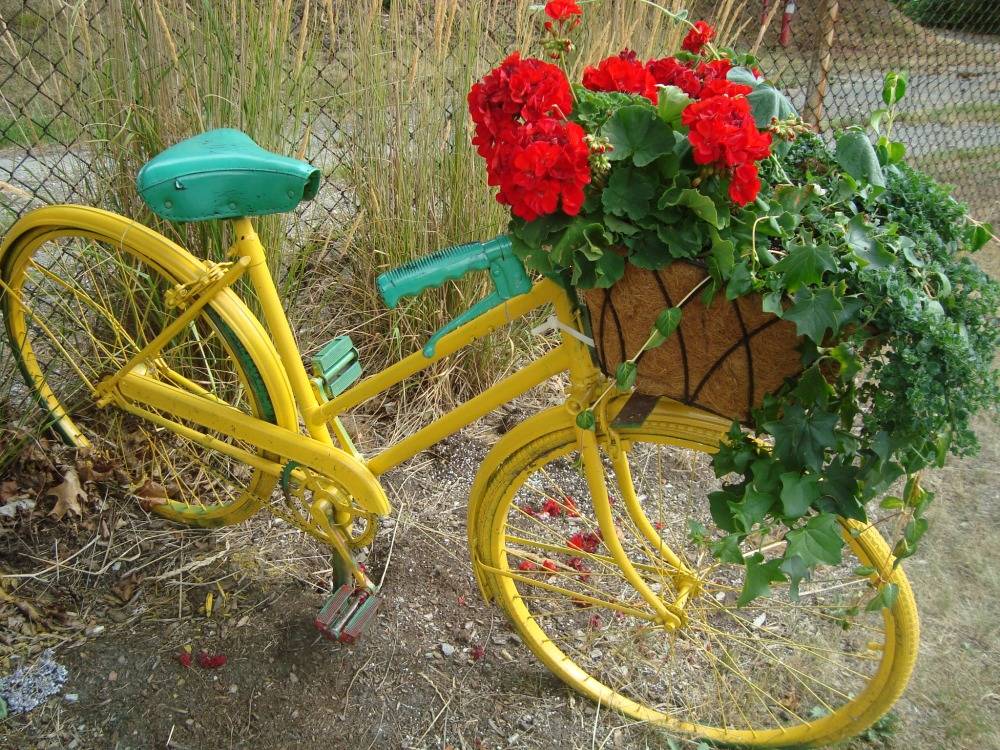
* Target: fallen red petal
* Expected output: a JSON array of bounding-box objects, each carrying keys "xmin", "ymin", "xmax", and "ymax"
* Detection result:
[
  {"xmin": 196, "ymin": 651, "xmax": 227, "ymax": 669},
  {"xmin": 177, "ymin": 652, "xmax": 192, "ymax": 668}
]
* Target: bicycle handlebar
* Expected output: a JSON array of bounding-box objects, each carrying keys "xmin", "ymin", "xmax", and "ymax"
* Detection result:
[{"xmin": 376, "ymin": 236, "xmax": 532, "ymax": 357}]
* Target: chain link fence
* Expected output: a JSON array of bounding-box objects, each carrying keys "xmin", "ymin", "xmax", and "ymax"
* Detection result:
[{"xmin": 2, "ymin": 0, "xmax": 999, "ymax": 232}]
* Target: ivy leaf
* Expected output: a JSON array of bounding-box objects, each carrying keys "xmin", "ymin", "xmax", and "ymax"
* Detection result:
[
  {"xmin": 785, "ymin": 514, "xmax": 845, "ymax": 567},
  {"xmin": 603, "ymin": 105, "xmax": 675, "ymax": 167},
  {"xmin": 765, "ymin": 405, "xmax": 838, "ymax": 472},
  {"xmin": 846, "ymin": 215, "xmax": 896, "ymax": 268},
  {"xmin": 779, "ymin": 472, "xmax": 820, "ymax": 518},
  {"xmin": 602, "ymin": 167, "xmax": 658, "ymax": 221},
  {"xmin": 770, "ymin": 242, "xmax": 838, "ymax": 293},
  {"xmin": 730, "ymin": 484, "xmax": 777, "ymax": 532},
  {"xmin": 795, "ymin": 365, "xmax": 833, "ymax": 407},
  {"xmin": 836, "ymin": 130, "xmax": 885, "ymax": 187},
  {"xmin": 779, "ymin": 555, "xmax": 810, "ymax": 601},
  {"xmin": 819, "ymin": 458, "xmax": 866, "ymax": 521},
  {"xmin": 711, "ymin": 534, "xmax": 745, "ymax": 564},
  {"xmin": 865, "ymin": 582, "xmax": 899, "ymax": 612},
  {"xmin": 738, "ymin": 553, "xmax": 786, "ymax": 606},
  {"xmin": 784, "ymin": 287, "xmax": 843, "ymax": 343},
  {"xmin": 708, "ymin": 489, "xmax": 741, "ymax": 533}
]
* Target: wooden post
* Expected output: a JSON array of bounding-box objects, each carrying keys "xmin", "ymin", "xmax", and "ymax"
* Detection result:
[{"xmin": 804, "ymin": 0, "xmax": 839, "ymax": 128}]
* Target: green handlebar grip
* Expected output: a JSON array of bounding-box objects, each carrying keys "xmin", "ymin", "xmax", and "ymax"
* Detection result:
[{"xmin": 377, "ymin": 236, "xmax": 526, "ymax": 308}]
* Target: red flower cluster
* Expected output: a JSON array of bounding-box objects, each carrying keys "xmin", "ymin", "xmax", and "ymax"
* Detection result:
[
  {"xmin": 681, "ymin": 94, "xmax": 772, "ymax": 204},
  {"xmin": 582, "ymin": 50, "xmax": 658, "ymax": 102},
  {"xmin": 468, "ymin": 53, "xmax": 591, "ymax": 221},
  {"xmin": 682, "ymin": 20, "xmax": 714, "ymax": 54},
  {"xmin": 544, "ymin": 0, "xmax": 581, "ymax": 22},
  {"xmin": 646, "ymin": 56, "xmax": 750, "ymax": 100},
  {"xmin": 567, "ymin": 530, "xmax": 602, "ymax": 553}
]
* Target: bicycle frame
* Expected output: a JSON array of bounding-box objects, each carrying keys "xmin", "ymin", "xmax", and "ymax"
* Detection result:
[{"xmin": 99, "ymin": 216, "xmax": 697, "ymax": 622}]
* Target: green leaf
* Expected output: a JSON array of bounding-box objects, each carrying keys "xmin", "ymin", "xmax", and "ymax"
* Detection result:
[
  {"xmin": 835, "ymin": 131, "xmax": 885, "ymax": 188},
  {"xmin": 969, "ymin": 222, "xmax": 992, "ymax": 252},
  {"xmin": 602, "ymin": 167, "xmax": 657, "ymax": 221},
  {"xmin": 654, "ymin": 307, "xmax": 682, "ymax": 339},
  {"xmin": 627, "ymin": 233, "xmax": 669, "ymax": 270},
  {"xmin": 725, "ymin": 262, "xmax": 754, "ymax": 300},
  {"xmin": 765, "ymin": 405, "xmax": 838, "ymax": 472},
  {"xmin": 591, "ymin": 249, "xmax": 626, "ymax": 288},
  {"xmin": 730, "ymin": 484, "xmax": 777, "ymax": 532},
  {"xmin": 785, "ymin": 514, "xmax": 845, "ymax": 567},
  {"xmin": 770, "ymin": 242, "xmax": 838, "ymax": 293},
  {"xmin": 708, "ymin": 489, "xmax": 741, "ymax": 533},
  {"xmin": 660, "ymin": 187, "xmax": 723, "ymax": 229},
  {"xmin": 711, "ymin": 534, "xmax": 745, "ymax": 564},
  {"xmin": 779, "ymin": 472, "xmax": 820, "ymax": 518},
  {"xmin": 853, "ymin": 565, "xmax": 876, "ymax": 577},
  {"xmin": 795, "ymin": 365, "xmax": 833, "ymax": 407},
  {"xmin": 868, "ymin": 107, "xmax": 889, "ymax": 135},
  {"xmin": 655, "ymin": 85, "xmax": 692, "ymax": 128},
  {"xmin": 746, "ymin": 85, "xmax": 797, "ymax": 129},
  {"xmin": 615, "ymin": 361, "xmax": 637, "ymax": 391},
  {"xmin": 845, "ymin": 214, "xmax": 896, "ymax": 268},
  {"xmin": 738, "ymin": 553, "xmax": 786, "ymax": 606},
  {"xmin": 882, "ymin": 71, "xmax": 907, "ymax": 106},
  {"xmin": 575, "ymin": 409, "xmax": 595, "ymax": 430},
  {"xmin": 603, "ymin": 105, "xmax": 676, "ymax": 167},
  {"xmin": 865, "ymin": 582, "xmax": 899, "ymax": 612},
  {"xmin": 880, "ymin": 495, "xmax": 904, "ymax": 509},
  {"xmin": 779, "ymin": 554, "xmax": 810, "ymax": 601},
  {"xmin": 784, "ymin": 287, "xmax": 843, "ymax": 343}
]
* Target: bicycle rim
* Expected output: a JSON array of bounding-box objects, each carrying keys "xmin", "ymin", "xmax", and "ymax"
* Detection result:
[
  {"xmin": 472, "ymin": 416, "xmax": 918, "ymax": 747},
  {"xmin": 1, "ymin": 219, "xmax": 282, "ymax": 526}
]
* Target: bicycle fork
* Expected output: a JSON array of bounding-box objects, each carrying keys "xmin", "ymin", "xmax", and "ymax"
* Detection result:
[{"xmin": 574, "ymin": 425, "xmax": 699, "ymax": 632}]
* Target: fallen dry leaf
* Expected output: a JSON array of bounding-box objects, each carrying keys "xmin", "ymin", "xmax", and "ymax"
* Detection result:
[
  {"xmin": 0, "ymin": 481, "xmax": 19, "ymax": 501},
  {"xmin": 136, "ymin": 480, "xmax": 169, "ymax": 511},
  {"xmin": 111, "ymin": 573, "xmax": 141, "ymax": 603},
  {"xmin": 47, "ymin": 468, "xmax": 87, "ymax": 520}
]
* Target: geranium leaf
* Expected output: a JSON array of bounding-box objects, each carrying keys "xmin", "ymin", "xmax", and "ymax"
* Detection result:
[
  {"xmin": 835, "ymin": 130, "xmax": 885, "ymax": 187},
  {"xmin": 738, "ymin": 553, "xmax": 786, "ymax": 606},
  {"xmin": 746, "ymin": 85, "xmax": 797, "ymax": 129},
  {"xmin": 779, "ymin": 472, "xmax": 820, "ymax": 518},
  {"xmin": 591, "ymin": 248, "xmax": 625, "ymax": 288},
  {"xmin": 784, "ymin": 287, "xmax": 843, "ymax": 343},
  {"xmin": 603, "ymin": 105, "xmax": 675, "ymax": 167},
  {"xmin": 602, "ymin": 167, "xmax": 657, "ymax": 221},
  {"xmin": 655, "ymin": 85, "xmax": 692, "ymax": 128},
  {"xmin": 785, "ymin": 514, "xmax": 844, "ymax": 567},
  {"xmin": 770, "ymin": 242, "xmax": 838, "ymax": 292}
]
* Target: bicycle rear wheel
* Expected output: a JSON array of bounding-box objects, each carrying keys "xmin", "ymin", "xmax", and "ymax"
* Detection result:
[
  {"xmin": 470, "ymin": 404, "xmax": 918, "ymax": 748},
  {"xmin": 1, "ymin": 206, "xmax": 294, "ymax": 526}
]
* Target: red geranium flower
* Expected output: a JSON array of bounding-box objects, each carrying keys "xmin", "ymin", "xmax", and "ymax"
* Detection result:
[
  {"xmin": 544, "ymin": 0, "xmax": 582, "ymax": 22},
  {"xmin": 493, "ymin": 117, "xmax": 591, "ymax": 221},
  {"xmin": 468, "ymin": 52, "xmax": 573, "ymax": 162},
  {"xmin": 682, "ymin": 20, "xmax": 714, "ymax": 54},
  {"xmin": 681, "ymin": 95, "xmax": 771, "ymax": 167},
  {"xmin": 582, "ymin": 51, "xmax": 658, "ymax": 102},
  {"xmin": 728, "ymin": 162, "xmax": 762, "ymax": 205},
  {"xmin": 647, "ymin": 56, "xmax": 703, "ymax": 98},
  {"xmin": 541, "ymin": 498, "xmax": 563, "ymax": 516}
]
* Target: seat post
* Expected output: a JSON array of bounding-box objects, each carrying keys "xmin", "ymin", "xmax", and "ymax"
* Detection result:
[{"xmin": 231, "ymin": 217, "xmax": 333, "ymax": 446}]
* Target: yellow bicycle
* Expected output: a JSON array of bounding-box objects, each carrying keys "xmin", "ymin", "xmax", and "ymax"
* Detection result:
[{"xmin": 0, "ymin": 130, "xmax": 917, "ymax": 747}]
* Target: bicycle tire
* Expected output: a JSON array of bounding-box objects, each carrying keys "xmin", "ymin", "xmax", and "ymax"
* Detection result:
[{"xmin": 469, "ymin": 403, "xmax": 918, "ymax": 747}]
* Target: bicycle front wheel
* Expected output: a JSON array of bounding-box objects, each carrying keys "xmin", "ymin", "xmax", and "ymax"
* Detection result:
[
  {"xmin": 470, "ymin": 403, "xmax": 918, "ymax": 748},
  {"xmin": 1, "ymin": 206, "xmax": 295, "ymax": 526}
]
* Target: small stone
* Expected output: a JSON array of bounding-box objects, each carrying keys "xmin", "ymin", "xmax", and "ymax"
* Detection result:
[
  {"xmin": 440, "ymin": 643, "xmax": 456, "ymax": 657},
  {"xmin": 108, "ymin": 671, "xmax": 117, "ymax": 682},
  {"xmin": 289, "ymin": 672, "xmax": 299, "ymax": 684},
  {"xmin": 507, "ymin": 733, "xmax": 520, "ymax": 745},
  {"xmin": 85, "ymin": 625, "xmax": 105, "ymax": 637},
  {"xmin": 64, "ymin": 694, "xmax": 79, "ymax": 703},
  {"xmin": 228, "ymin": 685, "xmax": 238, "ymax": 694}
]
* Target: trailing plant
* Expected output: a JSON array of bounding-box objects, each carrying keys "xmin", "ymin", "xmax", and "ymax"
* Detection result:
[{"xmin": 467, "ymin": 0, "xmax": 1000, "ymax": 606}]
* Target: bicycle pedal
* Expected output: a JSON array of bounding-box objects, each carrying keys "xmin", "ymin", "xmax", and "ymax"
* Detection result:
[{"xmin": 314, "ymin": 584, "xmax": 382, "ymax": 644}]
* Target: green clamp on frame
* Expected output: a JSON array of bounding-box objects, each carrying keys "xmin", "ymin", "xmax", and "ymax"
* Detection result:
[
  {"xmin": 376, "ymin": 236, "xmax": 531, "ymax": 357},
  {"xmin": 310, "ymin": 335, "xmax": 363, "ymax": 401}
]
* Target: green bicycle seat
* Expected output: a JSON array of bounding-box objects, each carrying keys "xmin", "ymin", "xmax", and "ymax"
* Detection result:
[{"xmin": 136, "ymin": 128, "xmax": 321, "ymax": 222}]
